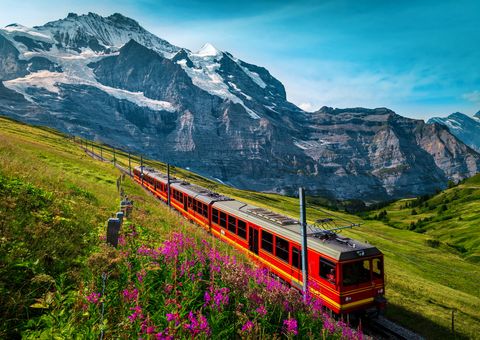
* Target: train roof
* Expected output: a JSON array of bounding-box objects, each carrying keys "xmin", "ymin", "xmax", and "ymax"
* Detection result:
[
  {"xmin": 135, "ymin": 165, "xmax": 381, "ymax": 261},
  {"xmin": 135, "ymin": 166, "xmax": 181, "ymax": 185},
  {"xmin": 171, "ymin": 181, "xmax": 232, "ymax": 205},
  {"xmin": 214, "ymin": 199, "xmax": 380, "ymax": 261}
]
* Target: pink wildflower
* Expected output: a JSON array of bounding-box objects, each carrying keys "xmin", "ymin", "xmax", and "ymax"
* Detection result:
[
  {"xmin": 122, "ymin": 288, "xmax": 138, "ymax": 302},
  {"xmin": 86, "ymin": 292, "xmax": 100, "ymax": 304},
  {"xmin": 166, "ymin": 313, "xmax": 180, "ymax": 326},
  {"xmin": 136, "ymin": 269, "xmax": 146, "ymax": 283},
  {"xmin": 322, "ymin": 314, "xmax": 336, "ymax": 333},
  {"xmin": 128, "ymin": 305, "xmax": 144, "ymax": 322},
  {"xmin": 241, "ymin": 320, "xmax": 254, "ymax": 333},
  {"xmin": 283, "ymin": 318, "xmax": 298, "ymax": 336},
  {"xmin": 255, "ymin": 305, "xmax": 267, "ymax": 316}
]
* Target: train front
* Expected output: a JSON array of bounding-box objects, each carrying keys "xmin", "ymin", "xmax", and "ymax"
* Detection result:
[{"xmin": 336, "ymin": 241, "xmax": 386, "ymax": 315}]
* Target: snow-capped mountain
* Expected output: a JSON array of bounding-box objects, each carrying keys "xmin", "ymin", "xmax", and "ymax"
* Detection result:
[
  {"xmin": 428, "ymin": 112, "xmax": 480, "ymax": 153},
  {"xmin": 1, "ymin": 12, "xmax": 479, "ymax": 201}
]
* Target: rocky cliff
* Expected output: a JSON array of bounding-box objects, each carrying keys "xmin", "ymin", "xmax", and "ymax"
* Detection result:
[{"xmin": 0, "ymin": 12, "xmax": 478, "ymax": 201}]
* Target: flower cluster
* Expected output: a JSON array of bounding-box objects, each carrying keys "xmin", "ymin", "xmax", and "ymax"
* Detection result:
[
  {"xmin": 283, "ymin": 318, "xmax": 299, "ymax": 336},
  {"xmin": 122, "ymin": 288, "xmax": 138, "ymax": 302},
  {"xmin": 88, "ymin": 227, "xmax": 365, "ymax": 339},
  {"xmin": 183, "ymin": 311, "xmax": 211, "ymax": 337},
  {"xmin": 85, "ymin": 292, "xmax": 100, "ymax": 304}
]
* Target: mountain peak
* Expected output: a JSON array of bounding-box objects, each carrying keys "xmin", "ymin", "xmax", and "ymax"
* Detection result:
[
  {"xmin": 107, "ymin": 13, "xmax": 141, "ymax": 28},
  {"xmin": 195, "ymin": 43, "xmax": 221, "ymax": 57},
  {"xmin": 475, "ymin": 110, "xmax": 480, "ymax": 119},
  {"xmin": 30, "ymin": 12, "xmax": 179, "ymax": 56}
]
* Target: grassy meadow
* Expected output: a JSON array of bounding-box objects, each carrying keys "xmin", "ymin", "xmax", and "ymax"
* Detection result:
[
  {"xmin": 1, "ymin": 116, "xmax": 479, "ymax": 339},
  {"xmin": 364, "ymin": 176, "xmax": 480, "ymax": 264}
]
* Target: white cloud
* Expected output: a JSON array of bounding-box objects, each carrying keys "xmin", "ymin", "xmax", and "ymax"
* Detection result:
[
  {"xmin": 298, "ymin": 102, "xmax": 314, "ymax": 111},
  {"xmin": 462, "ymin": 90, "xmax": 480, "ymax": 103}
]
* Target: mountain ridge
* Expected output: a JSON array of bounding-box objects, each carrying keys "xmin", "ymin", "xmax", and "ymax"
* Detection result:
[
  {"xmin": 0, "ymin": 12, "xmax": 479, "ymax": 201},
  {"xmin": 427, "ymin": 111, "xmax": 480, "ymax": 153}
]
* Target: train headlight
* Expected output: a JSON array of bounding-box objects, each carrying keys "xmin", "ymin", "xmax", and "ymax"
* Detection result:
[
  {"xmin": 345, "ymin": 296, "xmax": 352, "ymax": 302},
  {"xmin": 377, "ymin": 288, "xmax": 384, "ymax": 294}
]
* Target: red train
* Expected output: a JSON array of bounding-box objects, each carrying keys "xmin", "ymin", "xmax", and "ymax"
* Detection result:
[{"xmin": 133, "ymin": 166, "xmax": 386, "ymax": 315}]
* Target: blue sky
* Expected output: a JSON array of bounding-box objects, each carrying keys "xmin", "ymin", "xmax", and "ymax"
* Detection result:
[{"xmin": 1, "ymin": 0, "xmax": 479, "ymax": 120}]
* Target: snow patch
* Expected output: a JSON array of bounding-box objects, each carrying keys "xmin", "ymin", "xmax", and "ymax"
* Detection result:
[
  {"xmin": 294, "ymin": 139, "xmax": 331, "ymax": 150},
  {"xmin": 194, "ymin": 43, "xmax": 221, "ymax": 57},
  {"xmin": 3, "ymin": 24, "xmax": 53, "ymax": 42},
  {"xmin": 4, "ymin": 70, "xmax": 174, "ymax": 112},
  {"xmin": 176, "ymin": 59, "xmax": 187, "ymax": 66},
  {"xmin": 239, "ymin": 65, "xmax": 266, "ymax": 89}
]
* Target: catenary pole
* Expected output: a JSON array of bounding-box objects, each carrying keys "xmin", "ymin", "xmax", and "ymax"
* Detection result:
[
  {"xmin": 300, "ymin": 187, "xmax": 308, "ymax": 300},
  {"xmin": 167, "ymin": 163, "xmax": 171, "ymax": 208},
  {"xmin": 140, "ymin": 155, "xmax": 144, "ymax": 186}
]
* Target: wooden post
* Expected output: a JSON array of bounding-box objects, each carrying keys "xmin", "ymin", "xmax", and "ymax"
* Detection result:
[
  {"xmin": 100, "ymin": 145, "xmax": 103, "ymax": 160},
  {"xmin": 128, "ymin": 152, "xmax": 131, "ymax": 176},
  {"xmin": 116, "ymin": 211, "xmax": 124, "ymax": 224},
  {"xmin": 106, "ymin": 218, "xmax": 121, "ymax": 247},
  {"xmin": 113, "ymin": 148, "xmax": 116, "ymax": 165},
  {"xmin": 300, "ymin": 187, "xmax": 308, "ymax": 300}
]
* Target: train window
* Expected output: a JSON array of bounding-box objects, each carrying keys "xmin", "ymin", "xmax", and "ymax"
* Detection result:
[
  {"xmin": 275, "ymin": 237, "xmax": 289, "ymax": 262},
  {"xmin": 261, "ymin": 231, "xmax": 273, "ymax": 253},
  {"xmin": 292, "ymin": 246, "xmax": 302, "ymax": 269},
  {"xmin": 202, "ymin": 203, "xmax": 209, "ymax": 218},
  {"xmin": 212, "ymin": 208, "xmax": 219, "ymax": 224},
  {"xmin": 342, "ymin": 260, "xmax": 371, "ymax": 286},
  {"xmin": 228, "ymin": 216, "xmax": 237, "ymax": 233},
  {"xmin": 372, "ymin": 258, "xmax": 382, "ymax": 279},
  {"xmin": 320, "ymin": 258, "xmax": 336, "ymax": 284},
  {"xmin": 220, "ymin": 212, "xmax": 227, "ymax": 228},
  {"xmin": 237, "ymin": 220, "xmax": 247, "ymax": 239},
  {"xmin": 175, "ymin": 190, "xmax": 183, "ymax": 203}
]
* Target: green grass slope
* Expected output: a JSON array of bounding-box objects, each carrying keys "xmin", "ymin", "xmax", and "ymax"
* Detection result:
[
  {"xmin": 1, "ymin": 116, "xmax": 480, "ymax": 339},
  {"xmin": 365, "ymin": 176, "xmax": 480, "ymax": 264},
  {"xmin": 0, "ymin": 117, "xmax": 235, "ymax": 337}
]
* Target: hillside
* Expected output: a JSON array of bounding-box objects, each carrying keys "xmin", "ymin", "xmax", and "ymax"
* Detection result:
[
  {"xmin": 365, "ymin": 175, "xmax": 480, "ymax": 263},
  {"xmin": 0, "ymin": 117, "xmax": 363, "ymax": 338},
  {"xmin": 1, "ymin": 117, "xmax": 479, "ymax": 338},
  {"xmin": 1, "ymin": 12, "xmax": 480, "ymax": 201}
]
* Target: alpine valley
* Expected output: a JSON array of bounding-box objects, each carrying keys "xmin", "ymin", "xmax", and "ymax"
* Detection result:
[{"xmin": 0, "ymin": 12, "xmax": 479, "ymax": 201}]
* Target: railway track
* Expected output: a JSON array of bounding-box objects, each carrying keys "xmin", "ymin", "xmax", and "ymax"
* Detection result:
[{"xmin": 365, "ymin": 316, "xmax": 425, "ymax": 339}]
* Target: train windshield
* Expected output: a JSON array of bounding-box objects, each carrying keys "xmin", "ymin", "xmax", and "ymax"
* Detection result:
[{"xmin": 342, "ymin": 259, "xmax": 372, "ymax": 286}]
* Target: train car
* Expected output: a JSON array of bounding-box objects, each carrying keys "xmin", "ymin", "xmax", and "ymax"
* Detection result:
[{"xmin": 133, "ymin": 166, "xmax": 386, "ymax": 315}]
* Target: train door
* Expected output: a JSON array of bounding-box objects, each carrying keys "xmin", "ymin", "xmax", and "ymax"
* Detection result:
[{"xmin": 249, "ymin": 226, "xmax": 259, "ymax": 255}]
